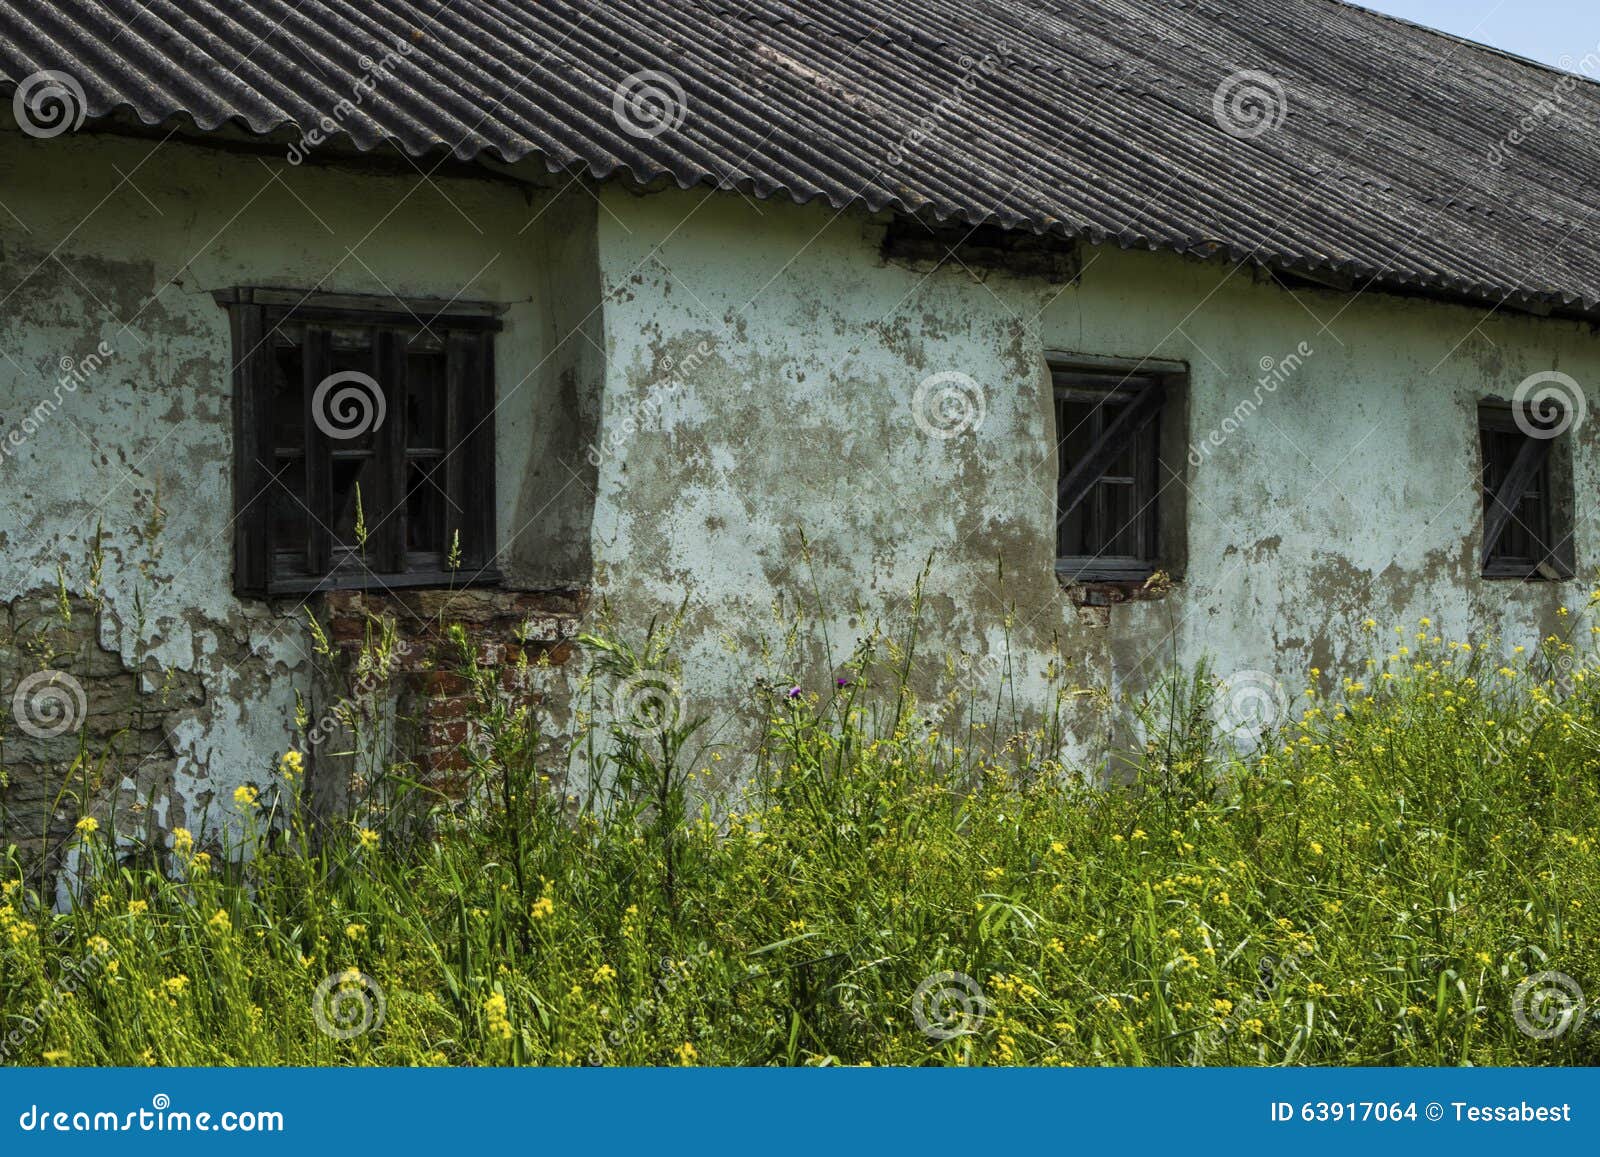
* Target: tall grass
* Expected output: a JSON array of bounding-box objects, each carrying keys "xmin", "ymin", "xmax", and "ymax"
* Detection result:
[{"xmin": 1, "ymin": 600, "xmax": 1597, "ymax": 1067}]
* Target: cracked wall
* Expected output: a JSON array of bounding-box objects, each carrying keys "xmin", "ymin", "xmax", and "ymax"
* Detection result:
[
  {"xmin": 588, "ymin": 185, "xmax": 1600, "ymax": 768},
  {"xmin": 0, "ymin": 130, "xmax": 598, "ymax": 871},
  {"xmin": 5, "ymin": 126, "xmax": 1598, "ymax": 837}
]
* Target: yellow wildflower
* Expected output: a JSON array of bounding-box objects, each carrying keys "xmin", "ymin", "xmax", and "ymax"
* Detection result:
[{"xmin": 484, "ymin": 991, "xmax": 512, "ymax": 1041}]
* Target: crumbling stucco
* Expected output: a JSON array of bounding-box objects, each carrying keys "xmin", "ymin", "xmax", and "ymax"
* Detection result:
[
  {"xmin": 586, "ymin": 185, "xmax": 1600, "ymax": 766},
  {"xmin": 4, "ymin": 125, "xmax": 1598, "ymax": 842}
]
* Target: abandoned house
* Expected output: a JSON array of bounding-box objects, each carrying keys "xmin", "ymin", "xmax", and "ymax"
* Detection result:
[{"xmin": 3, "ymin": 0, "xmax": 1600, "ymax": 867}]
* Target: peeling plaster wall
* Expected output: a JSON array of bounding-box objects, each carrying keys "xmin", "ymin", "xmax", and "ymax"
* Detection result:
[
  {"xmin": 5, "ymin": 128, "xmax": 1598, "ymax": 841},
  {"xmin": 0, "ymin": 130, "xmax": 589, "ymax": 861},
  {"xmin": 590, "ymin": 186, "xmax": 1600, "ymax": 766}
]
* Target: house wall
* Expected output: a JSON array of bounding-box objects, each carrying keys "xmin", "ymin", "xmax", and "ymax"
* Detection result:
[
  {"xmin": 0, "ymin": 131, "xmax": 594, "ymax": 874},
  {"xmin": 589, "ymin": 186, "xmax": 1600, "ymax": 767},
  {"xmin": 3, "ymin": 129, "xmax": 1597, "ymax": 868}
]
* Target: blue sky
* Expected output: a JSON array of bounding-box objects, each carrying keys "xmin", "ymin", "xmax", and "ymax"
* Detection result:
[{"xmin": 1354, "ymin": 0, "xmax": 1600, "ymax": 71}]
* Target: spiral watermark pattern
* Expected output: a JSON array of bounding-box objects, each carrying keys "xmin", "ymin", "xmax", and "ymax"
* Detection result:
[
  {"xmin": 612, "ymin": 70, "xmax": 688, "ymax": 140},
  {"xmin": 312, "ymin": 969, "xmax": 387, "ymax": 1040},
  {"xmin": 312, "ymin": 371, "xmax": 387, "ymax": 441},
  {"xmin": 913, "ymin": 371, "xmax": 986, "ymax": 439},
  {"xmin": 1212, "ymin": 70, "xmax": 1288, "ymax": 139},
  {"xmin": 911, "ymin": 971, "xmax": 989, "ymax": 1041},
  {"xmin": 11, "ymin": 670, "xmax": 87, "ymax": 740},
  {"xmin": 1512, "ymin": 371, "xmax": 1586, "ymax": 439},
  {"xmin": 13, "ymin": 70, "xmax": 88, "ymax": 139},
  {"xmin": 1512, "ymin": 971, "xmax": 1586, "ymax": 1041},
  {"xmin": 611, "ymin": 669, "xmax": 685, "ymax": 739},
  {"xmin": 151, "ymin": 1093, "xmax": 172, "ymax": 1111},
  {"xmin": 1212, "ymin": 669, "xmax": 1288, "ymax": 746}
]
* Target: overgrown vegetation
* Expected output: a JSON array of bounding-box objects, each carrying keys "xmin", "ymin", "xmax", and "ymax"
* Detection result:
[{"xmin": 2, "ymin": 592, "xmax": 1598, "ymax": 1066}]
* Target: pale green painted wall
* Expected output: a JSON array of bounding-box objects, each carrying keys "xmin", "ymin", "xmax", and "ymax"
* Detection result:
[
  {"xmin": 2, "ymin": 130, "xmax": 1595, "ymax": 840},
  {"xmin": 590, "ymin": 185, "xmax": 1600, "ymax": 761}
]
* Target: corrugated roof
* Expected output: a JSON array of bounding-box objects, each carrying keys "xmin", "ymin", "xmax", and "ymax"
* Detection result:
[{"xmin": 4, "ymin": 0, "xmax": 1600, "ymax": 316}]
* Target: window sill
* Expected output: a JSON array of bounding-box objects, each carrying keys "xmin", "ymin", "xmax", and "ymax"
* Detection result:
[
  {"xmin": 259, "ymin": 568, "xmax": 503, "ymax": 597},
  {"xmin": 1057, "ymin": 569, "xmax": 1177, "ymax": 608},
  {"xmin": 1479, "ymin": 564, "xmax": 1574, "ymax": 583}
]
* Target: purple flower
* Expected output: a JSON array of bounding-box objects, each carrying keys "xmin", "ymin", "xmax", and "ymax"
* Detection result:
[
  {"xmin": 836, "ymin": 677, "xmax": 851, "ymax": 688},
  {"xmin": 787, "ymin": 686, "xmax": 803, "ymax": 700}
]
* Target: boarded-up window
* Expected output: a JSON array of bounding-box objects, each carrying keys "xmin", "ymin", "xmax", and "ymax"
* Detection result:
[
  {"xmin": 1479, "ymin": 402, "xmax": 1573, "ymax": 580},
  {"xmin": 217, "ymin": 289, "xmax": 501, "ymax": 596},
  {"xmin": 1054, "ymin": 359, "xmax": 1180, "ymax": 582}
]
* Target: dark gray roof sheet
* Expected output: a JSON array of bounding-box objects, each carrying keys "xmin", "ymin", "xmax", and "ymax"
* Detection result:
[{"xmin": 4, "ymin": 0, "xmax": 1600, "ymax": 315}]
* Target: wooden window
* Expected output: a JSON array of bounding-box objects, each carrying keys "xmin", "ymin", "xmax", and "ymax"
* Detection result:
[
  {"xmin": 1054, "ymin": 358, "xmax": 1178, "ymax": 583},
  {"xmin": 217, "ymin": 289, "xmax": 501, "ymax": 596},
  {"xmin": 1479, "ymin": 402, "xmax": 1573, "ymax": 580}
]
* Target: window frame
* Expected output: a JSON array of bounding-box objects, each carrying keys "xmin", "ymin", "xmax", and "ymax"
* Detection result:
[
  {"xmin": 216, "ymin": 288, "xmax": 503, "ymax": 597},
  {"xmin": 1478, "ymin": 400, "xmax": 1575, "ymax": 582},
  {"xmin": 1050, "ymin": 354, "xmax": 1185, "ymax": 585}
]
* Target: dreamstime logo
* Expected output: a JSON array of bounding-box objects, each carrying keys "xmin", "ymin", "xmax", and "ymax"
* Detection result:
[
  {"xmin": 13, "ymin": 70, "xmax": 87, "ymax": 139},
  {"xmin": 1486, "ymin": 651, "xmax": 1578, "ymax": 768},
  {"xmin": 0, "ymin": 943, "xmax": 111, "ymax": 1063},
  {"xmin": 11, "ymin": 670, "xmax": 87, "ymax": 740},
  {"xmin": 612, "ymin": 70, "xmax": 688, "ymax": 140},
  {"xmin": 1212, "ymin": 70, "xmax": 1288, "ymax": 139},
  {"xmin": 913, "ymin": 371, "xmax": 986, "ymax": 439},
  {"xmin": 587, "ymin": 339, "xmax": 712, "ymax": 466},
  {"xmin": 286, "ymin": 38, "xmax": 414, "ymax": 164},
  {"xmin": 303, "ymin": 641, "xmax": 416, "ymax": 750},
  {"xmin": 611, "ymin": 670, "xmax": 685, "ymax": 740},
  {"xmin": 1512, "ymin": 971, "xmax": 1587, "ymax": 1041},
  {"xmin": 922, "ymin": 650, "xmax": 1005, "ymax": 734},
  {"xmin": 587, "ymin": 943, "xmax": 713, "ymax": 1065},
  {"xmin": 1512, "ymin": 371, "xmax": 1586, "ymax": 439},
  {"xmin": 0, "ymin": 339, "xmax": 114, "ymax": 471},
  {"xmin": 1192, "ymin": 947, "xmax": 1314, "ymax": 1062},
  {"xmin": 312, "ymin": 970, "xmax": 386, "ymax": 1040},
  {"xmin": 911, "ymin": 971, "xmax": 989, "ymax": 1041},
  {"xmin": 1487, "ymin": 67, "xmax": 1583, "ymax": 166},
  {"xmin": 883, "ymin": 50, "xmax": 1004, "ymax": 166},
  {"xmin": 312, "ymin": 371, "xmax": 386, "ymax": 440},
  {"xmin": 1212, "ymin": 669, "xmax": 1289, "ymax": 747},
  {"xmin": 1189, "ymin": 341, "xmax": 1314, "ymax": 467}
]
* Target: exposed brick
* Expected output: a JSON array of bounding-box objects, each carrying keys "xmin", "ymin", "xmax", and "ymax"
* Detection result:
[
  {"xmin": 1, "ymin": 589, "xmax": 193, "ymax": 885},
  {"xmin": 425, "ymin": 719, "xmax": 470, "ymax": 747},
  {"xmin": 414, "ymin": 670, "xmax": 470, "ymax": 696},
  {"xmin": 317, "ymin": 585, "xmax": 586, "ymax": 798},
  {"xmin": 427, "ymin": 696, "xmax": 473, "ymax": 722},
  {"xmin": 424, "ymin": 747, "xmax": 470, "ymax": 774}
]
